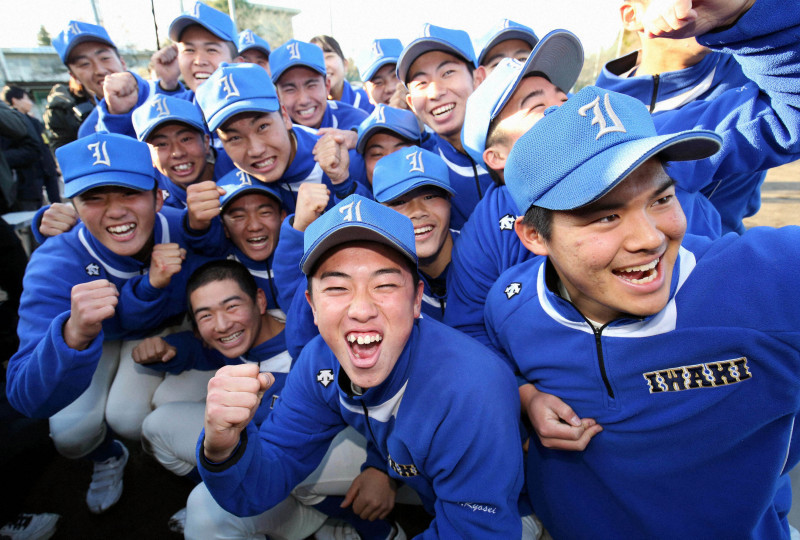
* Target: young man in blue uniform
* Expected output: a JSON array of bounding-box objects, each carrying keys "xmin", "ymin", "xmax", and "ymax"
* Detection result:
[
  {"xmin": 237, "ymin": 29, "xmax": 271, "ymax": 74},
  {"xmin": 397, "ymin": 24, "xmax": 489, "ymax": 230},
  {"xmin": 311, "ymin": 34, "xmax": 374, "ymax": 114},
  {"xmin": 476, "ymin": 19, "xmax": 538, "ymax": 74},
  {"xmin": 197, "ymin": 195, "xmax": 524, "ymax": 539},
  {"xmin": 486, "ymin": 70, "xmax": 800, "ymax": 536},
  {"xmin": 270, "ymin": 39, "xmax": 368, "ymax": 135},
  {"xmin": 357, "ymin": 39, "xmax": 403, "ymax": 108},
  {"xmin": 5, "ymin": 132, "xmax": 203, "ymax": 513}
]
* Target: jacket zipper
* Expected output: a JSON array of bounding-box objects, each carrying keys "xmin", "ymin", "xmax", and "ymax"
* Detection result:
[
  {"xmin": 649, "ymin": 74, "xmax": 660, "ymax": 113},
  {"xmin": 360, "ymin": 401, "xmax": 384, "ymax": 459},
  {"xmin": 590, "ymin": 323, "xmax": 615, "ymax": 398},
  {"xmin": 471, "ymin": 161, "xmax": 483, "ymax": 200}
]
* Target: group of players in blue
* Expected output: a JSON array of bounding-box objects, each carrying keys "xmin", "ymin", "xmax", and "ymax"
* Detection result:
[{"xmin": 6, "ymin": 0, "xmax": 800, "ymax": 538}]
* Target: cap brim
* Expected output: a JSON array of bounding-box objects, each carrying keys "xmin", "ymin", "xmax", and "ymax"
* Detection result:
[
  {"xmin": 239, "ymin": 45, "xmax": 271, "ymax": 58},
  {"xmin": 65, "ymin": 170, "xmax": 156, "ymax": 198},
  {"xmin": 64, "ymin": 35, "xmax": 116, "ymax": 64},
  {"xmin": 272, "ymin": 62, "xmax": 326, "ymax": 83},
  {"xmin": 301, "ymin": 222, "xmax": 417, "ymax": 274},
  {"xmin": 397, "ymin": 39, "xmax": 470, "ymax": 83},
  {"xmin": 478, "ymin": 29, "xmax": 539, "ymax": 66},
  {"xmin": 521, "ymin": 31, "xmax": 583, "ymax": 95},
  {"xmin": 169, "ymin": 16, "xmax": 228, "ymax": 42},
  {"xmin": 536, "ymin": 131, "xmax": 722, "ymax": 210},
  {"xmin": 374, "ymin": 177, "xmax": 456, "ymax": 203},
  {"xmin": 205, "ymin": 97, "xmax": 280, "ymax": 132},
  {"xmin": 220, "ymin": 185, "xmax": 282, "ymax": 211},
  {"xmin": 361, "ymin": 58, "xmax": 398, "ymax": 84},
  {"xmin": 138, "ymin": 116, "xmax": 206, "ymax": 142},
  {"xmin": 356, "ymin": 124, "xmax": 419, "ymax": 154}
]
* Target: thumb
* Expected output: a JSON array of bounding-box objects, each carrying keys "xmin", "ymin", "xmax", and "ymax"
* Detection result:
[
  {"xmin": 162, "ymin": 347, "xmax": 177, "ymax": 362},
  {"xmin": 217, "ymin": 187, "xmax": 227, "ymax": 196},
  {"xmin": 257, "ymin": 372, "xmax": 274, "ymax": 399},
  {"xmin": 555, "ymin": 403, "xmax": 582, "ymax": 427},
  {"xmin": 341, "ymin": 483, "xmax": 357, "ymax": 508}
]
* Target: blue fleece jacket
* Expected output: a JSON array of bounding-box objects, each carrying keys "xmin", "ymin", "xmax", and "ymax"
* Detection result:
[
  {"xmin": 485, "ymin": 226, "xmax": 800, "ymax": 539},
  {"xmin": 6, "ymin": 206, "xmax": 210, "ymax": 418},
  {"xmin": 198, "ymin": 317, "xmax": 524, "ymax": 538},
  {"xmin": 339, "ymin": 80, "xmax": 374, "ymax": 114},
  {"xmin": 596, "ymin": 50, "xmax": 764, "ymax": 234}
]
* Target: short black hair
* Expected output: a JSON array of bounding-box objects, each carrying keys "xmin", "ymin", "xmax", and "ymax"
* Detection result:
[
  {"xmin": 310, "ymin": 35, "xmax": 345, "ymax": 61},
  {"xmin": 305, "ymin": 241, "xmax": 420, "ymax": 298},
  {"xmin": 520, "ymin": 204, "xmax": 554, "ymax": 242},
  {"xmin": 1, "ymin": 85, "xmax": 29, "ymax": 105},
  {"xmin": 186, "ymin": 259, "xmax": 258, "ymax": 318}
]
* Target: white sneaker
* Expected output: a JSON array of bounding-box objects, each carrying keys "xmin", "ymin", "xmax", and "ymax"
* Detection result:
[
  {"xmin": 86, "ymin": 441, "xmax": 129, "ymax": 514},
  {"xmin": 0, "ymin": 513, "xmax": 60, "ymax": 540},
  {"xmin": 167, "ymin": 507, "xmax": 186, "ymax": 534},
  {"xmin": 314, "ymin": 519, "xmax": 361, "ymax": 540}
]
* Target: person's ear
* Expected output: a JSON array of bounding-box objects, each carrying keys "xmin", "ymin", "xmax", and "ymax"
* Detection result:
[
  {"xmin": 305, "ymin": 289, "xmax": 319, "ymax": 326},
  {"xmin": 620, "ymin": 1, "xmax": 645, "ymax": 32},
  {"xmin": 472, "ymin": 65, "xmax": 487, "ymax": 89},
  {"xmin": 515, "ymin": 217, "xmax": 549, "ymax": 256},
  {"xmin": 256, "ymin": 288, "xmax": 267, "ymax": 315},
  {"xmin": 154, "ymin": 187, "xmax": 164, "ymax": 212},
  {"xmin": 483, "ymin": 144, "xmax": 508, "ymax": 175}
]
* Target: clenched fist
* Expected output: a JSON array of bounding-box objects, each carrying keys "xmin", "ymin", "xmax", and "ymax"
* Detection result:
[
  {"xmin": 39, "ymin": 203, "xmax": 78, "ymax": 238},
  {"xmin": 293, "ymin": 182, "xmax": 330, "ymax": 232},
  {"xmin": 103, "ymin": 72, "xmax": 139, "ymax": 115},
  {"xmin": 132, "ymin": 336, "xmax": 177, "ymax": 364},
  {"xmin": 313, "ymin": 131, "xmax": 351, "ymax": 184},
  {"xmin": 187, "ymin": 181, "xmax": 226, "ymax": 231},
  {"xmin": 149, "ymin": 243, "xmax": 186, "ymax": 289},
  {"xmin": 64, "ymin": 279, "xmax": 119, "ymax": 351}
]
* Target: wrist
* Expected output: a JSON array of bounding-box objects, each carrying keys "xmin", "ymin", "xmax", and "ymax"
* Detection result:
[{"xmin": 63, "ymin": 317, "xmax": 94, "ymax": 351}]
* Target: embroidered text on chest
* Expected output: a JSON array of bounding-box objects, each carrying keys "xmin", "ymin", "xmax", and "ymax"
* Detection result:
[{"xmin": 643, "ymin": 357, "xmax": 751, "ymax": 394}]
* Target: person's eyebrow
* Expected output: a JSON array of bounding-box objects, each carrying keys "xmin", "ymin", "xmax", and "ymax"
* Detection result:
[
  {"xmin": 320, "ymin": 270, "xmax": 350, "ymax": 280},
  {"xmin": 519, "ymin": 89, "xmax": 545, "ymax": 109},
  {"xmin": 408, "ymin": 59, "xmax": 460, "ymax": 83},
  {"xmin": 193, "ymin": 295, "xmax": 244, "ymax": 316}
]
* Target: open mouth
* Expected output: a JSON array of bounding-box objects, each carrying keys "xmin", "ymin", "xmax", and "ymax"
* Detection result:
[
  {"xmin": 193, "ymin": 72, "xmax": 211, "ymax": 81},
  {"xmin": 251, "ymin": 157, "xmax": 276, "ymax": 172},
  {"xmin": 613, "ymin": 257, "xmax": 660, "ymax": 285},
  {"xmin": 414, "ymin": 225, "xmax": 434, "ymax": 238},
  {"xmin": 171, "ymin": 162, "xmax": 195, "ymax": 176},
  {"xmin": 431, "ymin": 103, "xmax": 455, "ymax": 117},
  {"xmin": 219, "ymin": 330, "xmax": 243, "ymax": 344},
  {"xmin": 296, "ymin": 106, "xmax": 317, "ymax": 120},
  {"xmin": 246, "ymin": 235, "xmax": 269, "ymax": 248},
  {"xmin": 346, "ymin": 332, "xmax": 383, "ymax": 367},
  {"xmin": 107, "ymin": 223, "xmax": 136, "ymax": 240}
]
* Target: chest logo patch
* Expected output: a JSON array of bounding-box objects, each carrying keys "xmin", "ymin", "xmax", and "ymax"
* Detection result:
[
  {"xmin": 316, "ymin": 369, "xmax": 334, "ymax": 387},
  {"xmin": 643, "ymin": 357, "xmax": 751, "ymax": 394},
  {"xmin": 389, "ymin": 455, "xmax": 419, "ymax": 477},
  {"xmin": 85, "ymin": 263, "xmax": 100, "ymax": 276},
  {"xmin": 504, "ymin": 282, "xmax": 522, "ymax": 299},
  {"xmin": 499, "ymin": 213, "xmax": 515, "ymax": 231}
]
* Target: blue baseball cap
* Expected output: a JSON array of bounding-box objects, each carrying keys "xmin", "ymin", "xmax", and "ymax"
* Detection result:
[
  {"xmin": 57, "ymin": 133, "xmax": 156, "ymax": 198},
  {"xmin": 169, "ymin": 1, "xmax": 238, "ymax": 44},
  {"xmin": 301, "ymin": 194, "xmax": 417, "ymax": 274},
  {"xmin": 397, "ymin": 24, "xmax": 477, "ymax": 84},
  {"xmin": 476, "ymin": 19, "xmax": 539, "ymax": 67},
  {"xmin": 358, "ymin": 39, "xmax": 403, "ymax": 82},
  {"xmin": 53, "ymin": 21, "xmax": 116, "ymax": 65},
  {"xmin": 238, "ymin": 29, "xmax": 271, "ymax": 57},
  {"xmin": 195, "ymin": 62, "xmax": 280, "ymax": 131},
  {"xmin": 461, "ymin": 30, "xmax": 584, "ymax": 166},
  {"xmin": 505, "ymin": 86, "xmax": 722, "ymax": 213},
  {"xmin": 132, "ymin": 95, "xmax": 206, "ymax": 142},
  {"xmin": 270, "ymin": 39, "xmax": 327, "ymax": 83},
  {"xmin": 217, "ymin": 169, "xmax": 282, "ymax": 211},
  {"xmin": 356, "ymin": 105, "xmax": 422, "ymax": 155},
  {"xmin": 372, "ymin": 145, "xmax": 454, "ymax": 203}
]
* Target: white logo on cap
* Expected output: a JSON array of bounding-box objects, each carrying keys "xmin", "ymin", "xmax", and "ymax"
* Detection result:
[
  {"xmin": 406, "ymin": 149, "xmax": 424, "ymax": 173},
  {"xmin": 67, "ymin": 22, "xmax": 82, "ymax": 36},
  {"xmin": 371, "ymin": 41, "xmax": 383, "ymax": 58},
  {"xmin": 193, "ymin": 2, "xmax": 202, "ymax": 18},
  {"xmin": 219, "ymin": 74, "xmax": 240, "ymax": 99},
  {"xmin": 578, "ymin": 93, "xmax": 626, "ymax": 140},
  {"xmin": 152, "ymin": 97, "xmax": 170, "ymax": 117},
  {"xmin": 375, "ymin": 105, "xmax": 386, "ymax": 124},
  {"xmin": 88, "ymin": 141, "xmax": 111, "ymax": 166},
  {"xmin": 241, "ymin": 31, "xmax": 255, "ymax": 45},
  {"xmin": 236, "ymin": 170, "xmax": 252, "ymax": 185},
  {"xmin": 287, "ymin": 41, "xmax": 301, "ymax": 60},
  {"xmin": 339, "ymin": 199, "xmax": 363, "ymax": 222}
]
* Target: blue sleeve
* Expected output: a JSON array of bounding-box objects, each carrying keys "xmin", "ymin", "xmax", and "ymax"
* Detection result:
[
  {"xmin": 197, "ymin": 351, "xmax": 347, "ymax": 517},
  {"xmin": 654, "ymin": 0, "xmax": 800, "ymax": 193},
  {"xmin": 95, "ymin": 71, "xmax": 152, "ymax": 138},
  {"xmin": 181, "ymin": 213, "xmax": 231, "ymax": 258},
  {"xmin": 272, "ymin": 218, "xmax": 306, "ymax": 311},
  {"xmin": 5, "ymin": 242, "xmax": 106, "ymax": 417},
  {"xmin": 30, "ymin": 205, "xmax": 50, "ymax": 245},
  {"xmin": 142, "ymin": 330, "xmax": 228, "ymax": 374}
]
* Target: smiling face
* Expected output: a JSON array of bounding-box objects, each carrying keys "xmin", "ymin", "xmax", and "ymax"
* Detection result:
[
  {"xmin": 321, "ymin": 50, "xmax": 346, "ymax": 96},
  {"xmin": 191, "ymin": 278, "xmax": 268, "ymax": 358},
  {"xmin": 483, "ymin": 75, "xmax": 568, "ymax": 178},
  {"xmin": 146, "ymin": 123, "xmax": 211, "ymax": 187},
  {"xmin": 405, "ymin": 50, "xmax": 483, "ymax": 150},
  {"xmin": 73, "ymin": 186, "xmax": 162, "ymax": 259},
  {"xmin": 481, "ymin": 38, "xmax": 534, "ymax": 73},
  {"xmin": 67, "ymin": 41, "xmax": 125, "ymax": 98},
  {"xmin": 177, "ymin": 25, "xmax": 235, "ymax": 91},
  {"xmin": 222, "ymin": 192, "xmax": 284, "ymax": 261},
  {"xmin": 275, "ymin": 66, "xmax": 329, "ymax": 129},
  {"xmin": 363, "ymin": 132, "xmax": 414, "ymax": 184},
  {"xmin": 306, "ymin": 242, "xmax": 423, "ymax": 389},
  {"xmin": 385, "ymin": 187, "xmax": 452, "ymax": 275},
  {"xmin": 517, "ymin": 159, "xmax": 686, "ymax": 324},
  {"xmin": 216, "ymin": 110, "xmax": 294, "ymax": 183},
  {"xmin": 364, "ymin": 63, "xmax": 399, "ymax": 106}
]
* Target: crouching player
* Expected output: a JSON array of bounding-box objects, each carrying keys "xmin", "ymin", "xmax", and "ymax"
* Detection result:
[{"xmin": 198, "ymin": 195, "xmax": 524, "ymax": 538}]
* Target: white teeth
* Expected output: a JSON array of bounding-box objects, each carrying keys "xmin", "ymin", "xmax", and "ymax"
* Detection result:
[
  {"xmin": 628, "ymin": 269, "xmax": 659, "ymax": 284},
  {"xmin": 107, "ymin": 223, "xmax": 135, "ymax": 234},
  {"xmin": 414, "ymin": 225, "xmax": 433, "ymax": 235},
  {"xmin": 247, "ymin": 236, "xmax": 267, "ymax": 244},
  {"xmin": 432, "ymin": 104, "xmax": 455, "ymax": 116},
  {"xmin": 298, "ymin": 107, "xmax": 316, "ymax": 118},
  {"xmin": 173, "ymin": 163, "xmax": 192, "ymax": 172},
  {"xmin": 619, "ymin": 257, "xmax": 659, "ymax": 274},
  {"xmin": 347, "ymin": 334, "xmax": 382, "ymax": 345},
  {"xmin": 253, "ymin": 157, "xmax": 275, "ymax": 169},
  {"xmin": 220, "ymin": 331, "xmax": 243, "ymax": 343},
  {"xmin": 194, "ymin": 73, "xmax": 210, "ymax": 80}
]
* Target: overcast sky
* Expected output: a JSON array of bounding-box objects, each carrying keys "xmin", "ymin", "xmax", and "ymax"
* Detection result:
[{"xmin": 0, "ymin": 0, "xmax": 623, "ymax": 62}]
